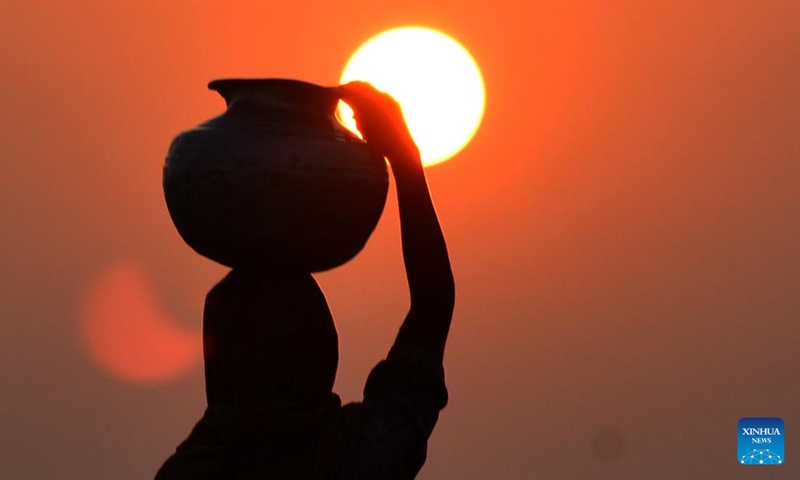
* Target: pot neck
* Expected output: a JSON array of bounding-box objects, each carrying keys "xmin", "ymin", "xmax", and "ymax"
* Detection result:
[{"xmin": 208, "ymin": 78, "xmax": 339, "ymax": 115}]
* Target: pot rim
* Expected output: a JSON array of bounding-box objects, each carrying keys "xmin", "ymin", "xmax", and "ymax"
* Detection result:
[{"xmin": 208, "ymin": 78, "xmax": 340, "ymax": 113}]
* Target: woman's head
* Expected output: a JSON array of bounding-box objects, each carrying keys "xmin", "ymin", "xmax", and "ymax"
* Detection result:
[{"xmin": 203, "ymin": 270, "xmax": 338, "ymax": 408}]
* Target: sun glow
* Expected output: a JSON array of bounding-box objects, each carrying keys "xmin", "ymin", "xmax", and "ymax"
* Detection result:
[{"xmin": 338, "ymin": 26, "xmax": 486, "ymax": 167}]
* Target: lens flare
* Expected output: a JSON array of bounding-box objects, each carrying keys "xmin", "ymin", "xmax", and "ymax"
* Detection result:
[{"xmin": 80, "ymin": 260, "xmax": 201, "ymax": 384}]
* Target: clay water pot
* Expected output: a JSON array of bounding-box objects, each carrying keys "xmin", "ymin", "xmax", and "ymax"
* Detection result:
[{"xmin": 163, "ymin": 79, "xmax": 388, "ymax": 272}]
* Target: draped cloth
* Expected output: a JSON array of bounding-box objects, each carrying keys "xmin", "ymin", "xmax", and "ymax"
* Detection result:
[{"xmin": 154, "ymin": 350, "xmax": 448, "ymax": 480}]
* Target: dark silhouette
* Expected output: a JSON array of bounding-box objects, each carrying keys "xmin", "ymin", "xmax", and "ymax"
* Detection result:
[
  {"xmin": 155, "ymin": 82, "xmax": 455, "ymax": 479},
  {"xmin": 163, "ymin": 78, "xmax": 389, "ymax": 272}
]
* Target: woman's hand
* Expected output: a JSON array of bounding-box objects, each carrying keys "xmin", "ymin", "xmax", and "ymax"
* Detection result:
[{"xmin": 337, "ymin": 82, "xmax": 422, "ymax": 172}]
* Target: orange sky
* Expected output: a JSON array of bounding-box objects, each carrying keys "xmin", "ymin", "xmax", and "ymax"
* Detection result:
[{"xmin": 1, "ymin": 1, "xmax": 799, "ymax": 478}]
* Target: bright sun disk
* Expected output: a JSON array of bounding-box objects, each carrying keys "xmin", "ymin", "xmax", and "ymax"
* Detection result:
[{"xmin": 338, "ymin": 26, "xmax": 486, "ymax": 167}]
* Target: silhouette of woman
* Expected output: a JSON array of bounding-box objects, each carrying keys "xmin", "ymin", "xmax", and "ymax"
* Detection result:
[{"xmin": 155, "ymin": 82, "xmax": 455, "ymax": 480}]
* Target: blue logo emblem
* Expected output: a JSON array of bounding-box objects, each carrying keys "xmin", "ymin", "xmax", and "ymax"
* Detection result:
[{"xmin": 739, "ymin": 418, "xmax": 784, "ymax": 465}]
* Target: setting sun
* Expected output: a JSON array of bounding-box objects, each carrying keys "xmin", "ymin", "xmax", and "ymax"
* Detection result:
[{"xmin": 338, "ymin": 26, "xmax": 486, "ymax": 167}]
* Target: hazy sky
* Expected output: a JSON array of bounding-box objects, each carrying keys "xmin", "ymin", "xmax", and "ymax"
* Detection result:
[{"xmin": 1, "ymin": 1, "xmax": 798, "ymax": 478}]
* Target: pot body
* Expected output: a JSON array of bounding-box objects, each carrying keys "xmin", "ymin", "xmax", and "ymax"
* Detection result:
[{"xmin": 164, "ymin": 79, "xmax": 388, "ymax": 272}]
